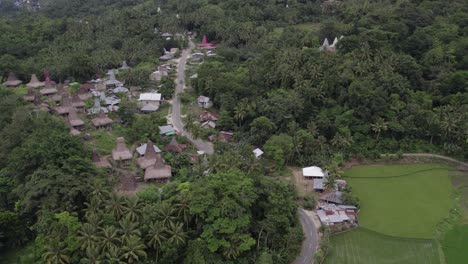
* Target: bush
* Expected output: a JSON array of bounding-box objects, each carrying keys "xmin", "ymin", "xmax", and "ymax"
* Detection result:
[{"xmin": 303, "ymin": 192, "xmax": 317, "ymax": 210}]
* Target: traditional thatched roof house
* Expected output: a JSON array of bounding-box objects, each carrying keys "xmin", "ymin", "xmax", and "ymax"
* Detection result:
[
  {"xmin": 78, "ymin": 84, "xmax": 94, "ymax": 101},
  {"xmin": 137, "ymin": 141, "xmax": 160, "ymax": 169},
  {"xmin": 72, "ymin": 94, "xmax": 85, "ymax": 109},
  {"xmin": 105, "ymin": 72, "xmax": 123, "ymax": 88},
  {"xmin": 3, "ymin": 72, "xmax": 22, "ymax": 87},
  {"xmin": 23, "ymin": 88, "xmax": 36, "ymax": 102},
  {"xmin": 119, "ymin": 61, "xmax": 131, "ymax": 70},
  {"xmin": 26, "ymin": 74, "xmax": 45, "ymax": 88},
  {"xmin": 40, "ymin": 83, "xmax": 58, "ymax": 96},
  {"xmin": 112, "ymin": 137, "xmax": 133, "ymax": 162},
  {"xmin": 55, "ymin": 93, "xmax": 72, "ymax": 115},
  {"xmin": 164, "ymin": 137, "xmax": 186, "ymax": 153},
  {"xmin": 136, "ymin": 142, "xmax": 162, "ymax": 156},
  {"xmin": 68, "ymin": 107, "xmax": 84, "ymax": 128},
  {"xmin": 87, "ymin": 98, "xmax": 109, "ymax": 115},
  {"xmin": 144, "ymin": 154, "xmax": 172, "ymax": 183},
  {"xmin": 92, "ymin": 150, "xmax": 111, "ymax": 168},
  {"xmin": 91, "ymin": 112, "xmax": 113, "ymax": 128}
]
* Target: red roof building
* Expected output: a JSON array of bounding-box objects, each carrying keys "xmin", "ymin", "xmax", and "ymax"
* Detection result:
[{"xmin": 164, "ymin": 137, "xmax": 186, "ymax": 153}]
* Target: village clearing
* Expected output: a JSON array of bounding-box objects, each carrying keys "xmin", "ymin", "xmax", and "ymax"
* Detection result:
[{"xmin": 344, "ymin": 164, "xmax": 453, "ymax": 239}]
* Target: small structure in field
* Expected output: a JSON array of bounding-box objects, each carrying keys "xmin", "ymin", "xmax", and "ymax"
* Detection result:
[
  {"xmin": 144, "ymin": 154, "xmax": 172, "ymax": 183},
  {"xmin": 164, "ymin": 137, "xmax": 186, "ymax": 153},
  {"xmin": 3, "ymin": 72, "xmax": 22, "ymax": 87},
  {"xmin": 112, "ymin": 137, "xmax": 133, "ymax": 163},
  {"xmin": 26, "ymin": 74, "xmax": 45, "ymax": 88}
]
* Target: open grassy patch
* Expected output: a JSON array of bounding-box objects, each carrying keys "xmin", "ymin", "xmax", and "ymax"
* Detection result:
[
  {"xmin": 327, "ymin": 228, "xmax": 441, "ymax": 264},
  {"xmin": 441, "ymin": 224, "xmax": 468, "ymax": 264},
  {"xmin": 345, "ymin": 164, "xmax": 453, "ymax": 238}
]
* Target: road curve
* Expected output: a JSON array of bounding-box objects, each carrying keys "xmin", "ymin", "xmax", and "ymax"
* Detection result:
[
  {"xmin": 292, "ymin": 208, "xmax": 319, "ymax": 264},
  {"xmin": 171, "ymin": 39, "xmax": 214, "ymax": 154}
]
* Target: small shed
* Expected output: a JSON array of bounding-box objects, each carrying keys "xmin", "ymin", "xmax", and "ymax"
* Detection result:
[
  {"xmin": 92, "ymin": 150, "xmax": 111, "ymax": 169},
  {"xmin": 159, "ymin": 125, "xmax": 176, "ymax": 136},
  {"xmin": 253, "ymin": 148, "xmax": 264, "ymax": 158},
  {"xmin": 164, "ymin": 137, "xmax": 186, "ymax": 153}
]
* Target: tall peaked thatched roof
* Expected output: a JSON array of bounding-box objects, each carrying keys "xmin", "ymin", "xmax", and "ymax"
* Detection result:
[
  {"xmin": 68, "ymin": 107, "xmax": 84, "ymax": 127},
  {"xmin": 72, "ymin": 93, "xmax": 85, "ymax": 108},
  {"xmin": 3, "ymin": 72, "xmax": 22, "ymax": 87},
  {"xmin": 137, "ymin": 141, "xmax": 160, "ymax": 169},
  {"xmin": 92, "ymin": 112, "xmax": 113, "ymax": 127},
  {"xmin": 119, "ymin": 61, "xmax": 131, "ymax": 70},
  {"xmin": 23, "ymin": 88, "xmax": 35, "ymax": 102},
  {"xmin": 26, "ymin": 74, "xmax": 45, "ymax": 88},
  {"xmin": 55, "ymin": 93, "xmax": 71, "ymax": 115},
  {"xmin": 92, "ymin": 149, "xmax": 111, "ymax": 168},
  {"xmin": 112, "ymin": 137, "xmax": 132, "ymax": 161},
  {"xmin": 144, "ymin": 154, "xmax": 172, "ymax": 181},
  {"xmin": 105, "ymin": 72, "xmax": 123, "ymax": 86}
]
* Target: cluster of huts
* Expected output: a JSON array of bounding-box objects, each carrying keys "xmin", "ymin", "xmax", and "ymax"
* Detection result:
[
  {"xmin": 92, "ymin": 135, "xmax": 188, "ymax": 183},
  {"xmin": 302, "ymin": 166, "xmax": 358, "ymax": 226}
]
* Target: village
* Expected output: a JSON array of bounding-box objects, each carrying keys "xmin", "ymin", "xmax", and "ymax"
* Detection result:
[{"xmin": 3, "ymin": 30, "xmax": 357, "ymax": 232}]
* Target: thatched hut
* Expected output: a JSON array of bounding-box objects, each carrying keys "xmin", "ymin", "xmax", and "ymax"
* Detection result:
[
  {"xmin": 91, "ymin": 112, "xmax": 113, "ymax": 128},
  {"xmin": 112, "ymin": 137, "xmax": 132, "ymax": 162},
  {"xmin": 144, "ymin": 155, "xmax": 172, "ymax": 183},
  {"xmin": 26, "ymin": 74, "xmax": 45, "ymax": 88},
  {"xmin": 92, "ymin": 150, "xmax": 111, "ymax": 168},
  {"xmin": 2, "ymin": 72, "xmax": 22, "ymax": 87},
  {"xmin": 137, "ymin": 141, "xmax": 160, "ymax": 169},
  {"xmin": 68, "ymin": 107, "xmax": 84, "ymax": 128}
]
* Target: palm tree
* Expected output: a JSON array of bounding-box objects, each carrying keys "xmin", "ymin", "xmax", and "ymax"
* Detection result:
[
  {"xmin": 42, "ymin": 241, "xmax": 71, "ymax": 264},
  {"xmin": 120, "ymin": 236, "xmax": 147, "ymax": 264},
  {"xmin": 106, "ymin": 193, "xmax": 126, "ymax": 221},
  {"xmin": 85, "ymin": 213, "xmax": 103, "ymax": 229},
  {"xmin": 176, "ymin": 193, "xmax": 191, "ymax": 229},
  {"xmin": 90, "ymin": 181, "xmax": 110, "ymax": 201},
  {"xmin": 80, "ymin": 247, "xmax": 102, "ymax": 264},
  {"xmin": 167, "ymin": 222, "xmax": 187, "ymax": 247},
  {"xmin": 370, "ymin": 118, "xmax": 388, "ymax": 140},
  {"xmin": 104, "ymin": 246, "xmax": 124, "ymax": 264},
  {"xmin": 124, "ymin": 197, "xmax": 142, "ymax": 222},
  {"xmin": 146, "ymin": 221, "xmax": 167, "ymax": 261},
  {"xmin": 78, "ymin": 223, "xmax": 97, "ymax": 251},
  {"xmin": 98, "ymin": 226, "xmax": 120, "ymax": 253},
  {"xmin": 84, "ymin": 198, "xmax": 103, "ymax": 219},
  {"xmin": 119, "ymin": 217, "xmax": 141, "ymax": 242},
  {"xmin": 157, "ymin": 203, "xmax": 176, "ymax": 227},
  {"xmin": 330, "ymin": 133, "xmax": 353, "ymax": 151},
  {"xmin": 323, "ymin": 174, "xmax": 337, "ymax": 191}
]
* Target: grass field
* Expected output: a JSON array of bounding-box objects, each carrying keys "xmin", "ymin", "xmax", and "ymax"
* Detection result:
[
  {"xmin": 326, "ymin": 228, "xmax": 441, "ymax": 264},
  {"xmin": 441, "ymin": 224, "xmax": 468, "ymax": 264},
  {"xmin": 344, "ymin": 164, "xmax": 453, "ymax": 238}
]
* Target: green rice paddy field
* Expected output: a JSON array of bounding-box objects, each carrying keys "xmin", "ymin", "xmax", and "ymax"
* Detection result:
[
  {"xmin": 327, "ymin": 164, "xmax": 459, "ymax": 264},
  {"xmin": 326, "ymin": 228, "xmax": 441, "ymax": 264},
  {"xmin": 344, "ymin": 164, "xmax": 453, "ymax": 238}
]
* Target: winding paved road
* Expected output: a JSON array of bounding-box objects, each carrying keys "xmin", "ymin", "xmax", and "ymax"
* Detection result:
[
  {"xmin": 170, "ymin": 39, "xmax": 214, "ymax": 154},
  {"xmin": 293, "ymin": 208, "xmax": 319, "ymax": 264}
]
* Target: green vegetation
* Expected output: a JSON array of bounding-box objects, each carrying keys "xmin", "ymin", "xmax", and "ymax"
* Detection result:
[
  {"xmin": 441, "ymin": 224, "xmax": 468, "ymax": 264},
  {"xmin": 345, "ymin": 164, "xmax": 453, "ymax": 238},
  {"xmin": 327, "ymin": 228, "xmax": 441, "ymax": 264}
]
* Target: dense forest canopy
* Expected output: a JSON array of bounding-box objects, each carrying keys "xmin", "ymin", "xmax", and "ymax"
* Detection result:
[{"xmin": 0, "ymin": 0, "xmax": 467, "ymax": 263}]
